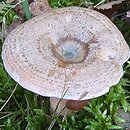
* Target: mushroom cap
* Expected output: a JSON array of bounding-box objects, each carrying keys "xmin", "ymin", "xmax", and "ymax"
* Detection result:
[{"xmin": 2, "ymin": 7, "xmax": 129, "ymax": 100}]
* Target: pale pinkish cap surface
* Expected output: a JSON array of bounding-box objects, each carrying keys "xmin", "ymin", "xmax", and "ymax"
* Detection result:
[{"xmin": 2, "ymin": 7, "xmax": 129, "ymax": 100}]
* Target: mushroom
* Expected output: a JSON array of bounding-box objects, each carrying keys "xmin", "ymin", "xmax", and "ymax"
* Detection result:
[
  {"xmin": 2, "ymin": 7, "xmax": 129, "ymax": 115},
  {"xmin": 29, "ymin": 0, "xmax": 51, "ymax": 16}
]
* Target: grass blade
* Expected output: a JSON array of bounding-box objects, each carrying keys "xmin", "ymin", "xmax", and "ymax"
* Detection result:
[{"xmin": 22, "ymin": 0, "xmax": 32, "ymax": 20}]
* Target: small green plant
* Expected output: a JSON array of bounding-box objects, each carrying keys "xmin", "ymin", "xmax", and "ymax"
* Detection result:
[
  {"xmin": 49, "ymin": 0, "xmax": 97, "ymax": 8},
  {"xmin": 84, "ymin": 85, "xmax": 130, "ymax": 130},
  {"xmin": 0, "ymin": 2, "xmax": 19, "ymax": 25}
]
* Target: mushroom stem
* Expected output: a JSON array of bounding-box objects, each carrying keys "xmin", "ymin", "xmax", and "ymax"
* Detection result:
[
  {"xmin": 50, "ymin": 97, "xmax": 89, "ymax": 116},
  {"xmin": 50, "ymin": 97, "xmax": 72, "ymax": 116}
]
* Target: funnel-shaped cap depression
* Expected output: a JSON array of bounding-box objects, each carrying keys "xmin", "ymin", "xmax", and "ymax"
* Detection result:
[{"xmin": 2, "ymin": 7, "xmax": 129, "ymax": 100}]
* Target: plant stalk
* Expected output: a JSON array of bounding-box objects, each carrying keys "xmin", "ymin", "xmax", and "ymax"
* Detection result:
[{"xmin": 22, "ymin": 0, "xmax": 32, "ymax": 20}]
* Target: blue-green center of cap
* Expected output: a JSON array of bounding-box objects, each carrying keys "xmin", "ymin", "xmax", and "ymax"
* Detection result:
[{"xmin": 52, "ymin": 37, "xmax": 89, "ymax": 64}]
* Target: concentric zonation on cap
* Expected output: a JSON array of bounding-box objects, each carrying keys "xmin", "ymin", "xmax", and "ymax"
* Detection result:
[{"xmin": 2, "ymin": 7, "xmax": 129, "ymax": 100}]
